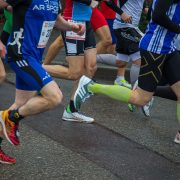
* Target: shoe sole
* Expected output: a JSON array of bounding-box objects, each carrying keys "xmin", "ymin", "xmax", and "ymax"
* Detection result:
[
  {"xmin": 174, "ymin": 139, "xmax": 180, "ymax": 144},
  {"xmin": 0, "ymin": 159, "xmax": 16, "ymax": 164},
  {"xmin": 62, "ymin": 117, "xmax": 94, "ymax": 124},
  {"xmin": 0, "ymin": 111, "xmax": 14, "ymax": 145}
]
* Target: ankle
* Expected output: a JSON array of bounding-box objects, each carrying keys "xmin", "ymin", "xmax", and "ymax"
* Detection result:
[{"xmin": 8, "ymin": 109, "xmax": 24, "ymax": 124}]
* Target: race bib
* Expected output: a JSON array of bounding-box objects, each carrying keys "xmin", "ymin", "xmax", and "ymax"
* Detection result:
[
  {"xmin": 38, "ymin": 21, "xmax": 55, "ymax": 48},
  {"xmin": 66, "ymin": 20, "xmax": 86, "ymax": 40}
]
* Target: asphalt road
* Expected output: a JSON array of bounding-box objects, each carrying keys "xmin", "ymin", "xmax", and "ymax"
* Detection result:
[{"xmin": 0, "ymin": 29, "xmax": 180, "ymax": 180}]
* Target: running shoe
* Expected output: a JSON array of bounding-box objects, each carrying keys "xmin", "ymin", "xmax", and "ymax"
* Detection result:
[
  {"xmin": 62, "ymin": 109, "xmax": 94, "ymax": 123},
  {"xmin": 128, "ymin": 103, "xmax": 136, "ymax": 112},
  {"xmin": 0, "ymin": 110, "xmax": 20, "ymax": 146},
  {"xmin": 0, "ymin": 149, "xmax": 16, "ymax": 164},
  {"xmin": 74, "ymin": 75, "xmax": 94, "ymax": 110},
  {"xmin": 174, "ymin": 131, "xmax": 180, "ymax": 144},
  {"xmin": 114, "ymin": 79, "xmax": 132, "ymax": 89},
  {"xmin": 141, "ymin": 97, "xmax": 154, "ymax": 117}
]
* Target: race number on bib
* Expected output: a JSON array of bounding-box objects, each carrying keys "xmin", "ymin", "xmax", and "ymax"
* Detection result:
[
  {"xmin": 38, "ymin": 21, "xmax": 55, "ymax": 48},
  {"xmin": 66, "ymin": 20, "xmax": 86, "ymax": 40}
]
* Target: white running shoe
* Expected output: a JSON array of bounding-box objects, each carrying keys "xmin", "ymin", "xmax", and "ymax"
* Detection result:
[
  {"xmin": 62, "ymin": 109, "xmax": 94, "ymax": 123},
  {"xmin": 174, "ymin": 131, "xmax": 180, "ymax": 144},
  {"xmin": 74, "ymin": 75, "xmax": 94, "ymax": 110},
  {"xmin": 141, "ymin": 97, "xmax": 154, "ymax": 117}
]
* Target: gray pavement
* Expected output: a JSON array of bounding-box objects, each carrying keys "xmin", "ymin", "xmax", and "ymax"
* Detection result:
[{"xmin": 0, "ymin": 29, "xmax": 180, "ymax": 179}]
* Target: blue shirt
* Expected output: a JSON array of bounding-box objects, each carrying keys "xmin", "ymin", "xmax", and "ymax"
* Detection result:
[{"xmin": 6, "ymin": 0, "xmax": 61, "ymax": 62}]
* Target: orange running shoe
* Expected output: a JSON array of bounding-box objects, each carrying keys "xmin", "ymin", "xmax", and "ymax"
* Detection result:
[
  {"xmin": 0, "ymin": 149, "xmax": 16, "ymax": 164},
  {"xmin": 0, "ymin": 110, "xmax": 20, "ymax": 146}
]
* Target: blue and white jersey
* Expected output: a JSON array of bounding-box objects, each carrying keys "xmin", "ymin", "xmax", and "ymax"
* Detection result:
[
  {"xmin": 6, "ymin": 0, "xmax": 61, "ymax": 62},
  {"xmin": 175, "ymin": 34, "xmax": 180, "ymax": 50},
  {"xmin": 139, "ymin": 0, "xmax": 180, "ymax": 54}
]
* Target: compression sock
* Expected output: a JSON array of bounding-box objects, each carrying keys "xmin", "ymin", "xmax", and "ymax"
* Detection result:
[
  {"xmin": 130, "ymin": 64, "xmax": 140, "ymax": 87},
  {"xmin": 8, "ymin": 109, "xmax": 24, "ymax": 124},
  {"xmin": 96, "ymin": 54, "xmax": 117, "ymax": 66},
  {"xmin": 88, "ymin": 83, "xmax": 132, "ymax": 103}
]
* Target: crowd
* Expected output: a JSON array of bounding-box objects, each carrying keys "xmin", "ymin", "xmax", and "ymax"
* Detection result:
[{"xmin": 0, "ymin": 0, "xmax": 179, "ymax": 165}]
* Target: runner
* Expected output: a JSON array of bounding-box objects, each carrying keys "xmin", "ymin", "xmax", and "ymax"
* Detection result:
[
  {"xmin": 0, "ymin": 7, "xmax": 16, "ymax": 164},
  {"xmin": 0, "ymin": 0, "xmax": 85, "ymax": 147},
  {"xmin": 43, "ymin": 0, "xmax": 96, "ymax": 123},
  {"xmin": 74, "ymin": 0, "xmax": 180, "ymax": 144}
]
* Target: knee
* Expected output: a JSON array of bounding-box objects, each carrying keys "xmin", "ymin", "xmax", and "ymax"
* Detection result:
[
  {"xmin": 116, "ymin": 61, "xmax": 126, "ymax": 68},
  {"xmin": 49, "ymin": 90, "xmax": 63, "ymax": 107}
]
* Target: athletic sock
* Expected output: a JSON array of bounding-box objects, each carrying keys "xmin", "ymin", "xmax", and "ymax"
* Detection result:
[
  {"xmin": 8, "ymin": 109, "xmax": 24, "ymax": 124},
  {"xmin": 88, "ymin": 83, "xmax": 131, "ymax": 103},
  {"xmin": 96, "ymin": 54, "xmax": 117, "ymax": 66},
  {"xmin": 130, "ymin": 64, "xmax": 140, "ymax": 87},
  {"xmin": 115, "ymin": 76, "xmax": 125, "ymax": 82},
  {"xmin": 177, "ymin": 103, "xmax": 180, "ymax": 124},
  {"xmin": 67, "ymin": 100, "xmax": 78, "ymax": 113}
]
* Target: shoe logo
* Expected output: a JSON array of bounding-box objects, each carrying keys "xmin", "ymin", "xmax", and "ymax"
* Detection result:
[{"xmin": 14, "ymin": 113, "xmax": 20, "ymax": 119}]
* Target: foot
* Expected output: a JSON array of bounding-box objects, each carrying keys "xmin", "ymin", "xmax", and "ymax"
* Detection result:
[
  {"xmin": 114, "ymin": 79, "xmax": 132, "ymax": 89},
  {"xmin": 128, "ymin": 103, "xmax": 136, "ymax": 112},
  {"xmin": 74, "ymin": 75, "xmax": 94, "ymax": 110},
  {"xmin": 174, "ymin": 131, "xmax": 180, "ymax": 144},
  {"xmin": 62, "ymin": 109, "xmax": 94, "ymax": 123},
  {"xmin": 0, "ymin": 111, "xmax": 20, "ymax": 146},
  {"xmin": 141, "ymin": 97, "xmax": 154, "ymax": 117},
  {"xmin": 0, "ymin": 149, "xmax": 16, "ymax": 164}
]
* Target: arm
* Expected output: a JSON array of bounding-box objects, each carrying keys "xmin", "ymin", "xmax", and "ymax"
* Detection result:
[
  {"xmin": 0, "ymin": 0, "xmax": 9, "ymax": 8},
  {"xmin": 103, "ymin": 0, "xmax": 132, "ymax": 23},
  {"xmin": 104, "ymin": 0, "xmax": 124, "ymax": 15},
  {"xmin": 152, "ymin": 0, "xmax": 180, "ymax": 33},
  {"xmin": 55, "ymin": 14, "xmax": 85, "ymax": 35},
  {"xmin": 0, "ymin": 40, "xmax": 6, "ymax": 58}
]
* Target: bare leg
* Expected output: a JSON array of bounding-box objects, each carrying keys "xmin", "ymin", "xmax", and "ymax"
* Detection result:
[{"xmin": 43, "ymin": 35, "xmax": 64, "ymax": 65}]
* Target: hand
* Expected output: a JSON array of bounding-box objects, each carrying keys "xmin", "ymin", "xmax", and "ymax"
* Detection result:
[
  {"xmin": 121, "ymin": 12, "xmax": 132, "ymax": 23},
  {"xmin": 0, "ymin": 41, "xmax": 6, "ymax": 59},
  {"xmin": 7, "ymin": 5, "xmax": 13, "ymax": 12},
  {"xmin": 90, "ymin": 0, "xmax": 99, "ymax": 8},
  {"xmin": 71, "ymin": 24, "xmax": 86, "ymax": 36},
  {"xmin": 144, "ymin": 7, "xmax": 149, "ymax": 14}
]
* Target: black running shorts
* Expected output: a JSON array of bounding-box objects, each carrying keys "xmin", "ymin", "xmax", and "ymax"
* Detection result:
[
  {"xmin": 114, "ymin": 27, "xmax": 143, "ymax": 55},
  {"xmin": 62, "ymin": 21, "xmax": 96, "ymax": 56},
  {"xmin": 138, "ymin": 49, "xmax": 180, "ymax": 92}
]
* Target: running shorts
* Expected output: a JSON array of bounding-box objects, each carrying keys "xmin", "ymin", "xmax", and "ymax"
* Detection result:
[
  {"xmin": 114, "ymin": 27, "xmax": 143, "ymax": 55},
  {"xmin": 138, "ymin": 49, "xmax": 180, "ymax": 92},
  {"xmin": 0, "ymin": 31, "xmax": 10, "ymax": 45},
  {"xmin": 90, "ymin": 8, "xmax": 108, "ymax": 32},
  {"xmin": 9, "ymin": 56, "xmax": 53, "ymax": 91},
  {"xmin": 62, "ymin": 21, "xmax": 96, "ymax": 56}
]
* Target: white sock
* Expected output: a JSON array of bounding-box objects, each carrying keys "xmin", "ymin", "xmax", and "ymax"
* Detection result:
[
  {"xmin": 115, "ymin": 76, "xmax": 124, "ymax": 82},
  {"xmin": 96, "ymin": 54, "xmax": 117, "ymax": 66}
]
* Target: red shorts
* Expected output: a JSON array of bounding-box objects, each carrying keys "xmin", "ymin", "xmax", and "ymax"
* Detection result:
[{"xmin": 90, "ymin": 8, "xmax": 108, "ymax": 32}]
